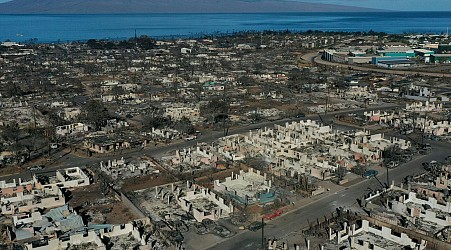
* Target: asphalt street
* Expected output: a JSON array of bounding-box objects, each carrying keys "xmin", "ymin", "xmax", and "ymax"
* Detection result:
[
  {"xmin": 301, "ymin": 52, "xmax": 451, "ymax": 78},
  {"xmin": 205, "ymin": 139, "xmax": 450, "ymax": 250},
  {"xmin": 2, "ymin": 101, "xmax": 448, "ymax": 250},
  {"xmin": 0, "ymin": 103, "xmax": 400, "ymax": 181},
  {"xmin": 1, "ymin": 49, "xmax": 447, "ymax": 250}
]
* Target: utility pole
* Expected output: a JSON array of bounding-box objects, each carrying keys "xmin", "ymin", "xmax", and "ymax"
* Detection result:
[
  {"xmin": 261, "ymin": 217, "xmax": 265, "ymax": 250},
  {"xmin": 385, "ymin": 161, "xmax": 389, "ymax": 189}
]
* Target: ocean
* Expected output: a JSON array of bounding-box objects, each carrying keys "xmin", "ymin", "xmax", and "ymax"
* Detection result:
[{"xmin": 0, "ymin": 12, "xmax": 450, "ymax": 43}]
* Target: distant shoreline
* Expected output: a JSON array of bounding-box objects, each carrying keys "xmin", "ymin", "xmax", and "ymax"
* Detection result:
[
  {"xmin": 6, "ymin": 30, "xmax": 390, "ymax": 44},
  {"xmin": 1, "ymin": 12, "xmax": 450, "ymax": 43}
]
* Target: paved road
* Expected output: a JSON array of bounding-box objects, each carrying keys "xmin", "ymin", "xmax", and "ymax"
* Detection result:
[
  {"xmin": 0, "ymin": 103, "xmax": 400, "ymax": 181},
  {"xmin": 301, "ymin": 52, "xmax": 451, "ymax": 78},
  {"xmin": 4, "ymin": 100, "xmax": 446, "ymax": 250},
  {"xmin": 205, "ymin": 139, "xmax": 449, "ymax": 250}
]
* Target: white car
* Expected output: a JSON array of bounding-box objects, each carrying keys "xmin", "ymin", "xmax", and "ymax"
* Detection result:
[{"xmin": 28, "ymin": 165, "xmax": 44, "ymax": 171}]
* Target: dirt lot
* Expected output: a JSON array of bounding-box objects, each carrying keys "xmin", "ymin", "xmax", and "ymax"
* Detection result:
[
  {"xmin": 68, "ymin": 183, "xmax": 140, "ymax": 224},
  {"xmin": 194, "ymin": 165, "xmax": 245, "ymax": 188},
  {"xmin": 122, "ymin": 164, "xmax": 246, "ymax": 192},
  {"xmin": 100, "ymin": 202, "xmax": 139, "ymax": 224},
  {"xmin": 2, "ymin": 149, "xmax": 62, "ymax": 178},
  {"xmin": 0, "ymin": 165, "xmax": 23, "ymax": 178},
  {"xmin": 121, "ymin": 174, "xmax": 176, "ymax": 192}
]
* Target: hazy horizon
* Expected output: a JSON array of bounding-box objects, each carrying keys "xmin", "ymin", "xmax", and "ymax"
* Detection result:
[{"xmin": 0, "ymin": 0, "xmax": 450, "ymax": 11}]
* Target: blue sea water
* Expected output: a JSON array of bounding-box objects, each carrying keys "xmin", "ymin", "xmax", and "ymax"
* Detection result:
[{"xmin": 0, "ymin": 12, "xmax": 450, "ymax": 43}]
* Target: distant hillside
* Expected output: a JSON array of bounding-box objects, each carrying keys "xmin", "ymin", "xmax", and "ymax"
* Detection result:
[{"xmin": 0, "ymin": 0, "xmax": 382, "ymax": 14}]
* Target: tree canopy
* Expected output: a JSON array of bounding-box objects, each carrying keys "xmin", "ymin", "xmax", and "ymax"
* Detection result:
[{"xmin": 84, "ymin": 100, "xmax": 110, "ymax": 130}]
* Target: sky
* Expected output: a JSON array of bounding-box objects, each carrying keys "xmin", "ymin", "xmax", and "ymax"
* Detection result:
[{"xmin": 0, "ymin": 0, "xmax": 450, "ymax": 11}]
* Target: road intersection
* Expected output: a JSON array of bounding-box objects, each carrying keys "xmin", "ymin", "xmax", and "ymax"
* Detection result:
[{"xmin": 3, "ymin": 101, "xmax": 447, "ymax": 250}]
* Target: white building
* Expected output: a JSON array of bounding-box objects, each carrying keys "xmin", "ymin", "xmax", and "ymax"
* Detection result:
[{"xmin": 56, "ymin": 123, "xmax": 88, "ymax": 136}]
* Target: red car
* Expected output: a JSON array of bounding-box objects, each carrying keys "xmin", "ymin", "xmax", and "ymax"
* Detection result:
[{"xmin": 263, "ymin": 209, "xmax": 283, "ymax": 220}]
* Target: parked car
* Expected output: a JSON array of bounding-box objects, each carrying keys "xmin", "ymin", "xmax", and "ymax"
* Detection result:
[
  {"xmin": 263, "ymin": 209, "xmax": 283, "ymax": 220},
  {"xmin": 230, "ymin": 215, "xmax": 247, "ymax": 226},
  {"xmin": 172, "ymin": 220, "xmax": 189, "ymax": 233},
  {"xmin": 296, "ymin": 113, "xmax": 306, "ymax": 118},
  {"xmin": 165, "ymin": 230, "xmax": 184, "ymax": 243},
  {"xmin": 194, "ymin": 222, "xmax": 208, "ymax": 235},
  {"xmin": 202, "ymin": 218, "xmax": 216, "ymax": 230},
  {"xmin": 154, "ymin": 221, "xmax": 171, "ymax": 231},
  {"xmin": 27, "ymin": 165, "xmax": 44, "ymax": 171},
  {"xmin": 248, "ymin": 221, "xmax": 265, "ymax": 231},
  {"xmin": 212, "ymin": 225, "xmax": 233, "ymax": 238},
  {"xmin": 386, "ymin": 161, "xmax": 399, "ymax": 168},
  {"xmin": 401, "ymin": 155, "xmax": 412, "ymax": 162},
  {"xmin": 185, "ymin": 135, "xmax": 197, "ymax": 141},
  {"xmin": 363, "ymin": 170, "xmax": 378, "ymax": 179}
]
